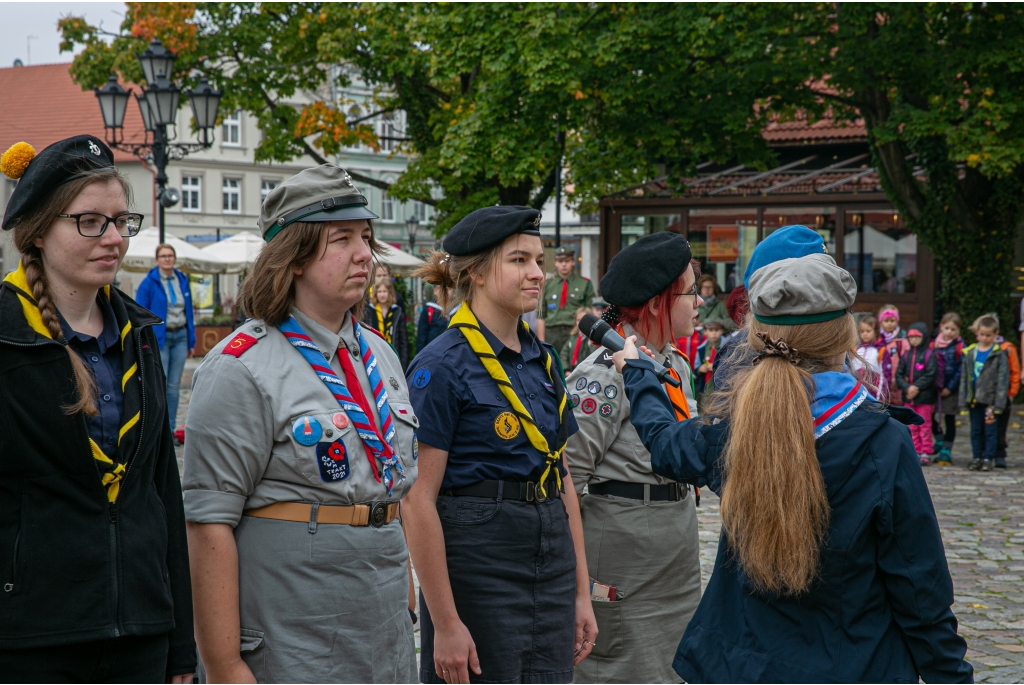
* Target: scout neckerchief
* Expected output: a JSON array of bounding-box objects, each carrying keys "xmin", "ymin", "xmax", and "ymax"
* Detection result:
[
  {"xmin": 811, "ymin": 372, "xmax": 871, "ymax": 439},
  {"xmin": 617, "ymin": 324, "xmax": 691, "ymax": 421},
  {"xmin": 278, "ymin": 314, "xmax": 404, "ymax": 495},
  {"xmin": 3, "ymin": 263, "xmax": 142, "ymax": 502},
  {"xmin": 449, "ymin": 303, "xmax": 570, "ymax": 498},
  {"xmin": 571, "ymin": 333, "xmax": 598, "ymax": 368}
]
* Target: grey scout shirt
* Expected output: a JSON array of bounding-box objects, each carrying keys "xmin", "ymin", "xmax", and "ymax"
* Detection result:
[
  {"xmin": 183, "ymin": 307, "xmax": 419, "ymax": 526},
  {"xmin": 564, "ymin": 324, "xmax": 697, "ymax": 495},
  {"xmin": 162, "ymin": 272, "xmax": 186, "ymax": 330}
]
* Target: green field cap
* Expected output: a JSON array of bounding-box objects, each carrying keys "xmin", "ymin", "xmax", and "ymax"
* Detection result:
[{"xmin": 259, "ymin": 164, "xmax": 378, "ymax": 242}]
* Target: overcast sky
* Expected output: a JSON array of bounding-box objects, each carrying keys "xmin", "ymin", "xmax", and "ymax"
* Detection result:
[{"xmin": 0, "ymin": 2, "xmax": 124, "ymax": 68}]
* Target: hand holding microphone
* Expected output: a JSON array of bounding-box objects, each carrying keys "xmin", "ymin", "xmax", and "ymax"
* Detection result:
[{"xmin": 577, "ymin": 314, "xmax": 682, "ymax": 387}]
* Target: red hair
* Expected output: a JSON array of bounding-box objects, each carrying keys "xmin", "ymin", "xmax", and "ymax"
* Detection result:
[{"xmin": 615, "ymin": 260, "xmax": 699, "ymax": 348}]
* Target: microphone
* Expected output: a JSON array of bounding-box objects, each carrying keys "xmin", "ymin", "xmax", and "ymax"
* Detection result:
[{"xmin": 578, "ymin": 314, "xmax": 681, "ymax": 387}]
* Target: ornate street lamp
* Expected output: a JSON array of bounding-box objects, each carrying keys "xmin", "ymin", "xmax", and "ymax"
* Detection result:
[
  {"xmin": 94, "ymin": 39, "xmax": 221, "ymax": 243},
  {"xmin": 405, "ymin": 215, "xmax": 420, "ymax": 255}
]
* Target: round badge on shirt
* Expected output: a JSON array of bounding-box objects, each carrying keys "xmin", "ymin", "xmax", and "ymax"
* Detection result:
[
  {"xmin": 604, "ymin": 385, "xmax": 618, "ymax": 399},
  {"xmin": 494, "ymin": 411, "xmax": 521, "ymax": 439},
  {"xmin": 587, "ymin": 381, "xmax": 602, "ymax": 395},
  {"xmin": 292, "ymin": 415, "xmax": 323, "ymax": 445},
  {"xmin": 332, "ymin": 412, "xmax": 350, "ymax": 430},
  {"xmin": 575, "ymin": 377, "xmax": 588, "ymax": 391}
]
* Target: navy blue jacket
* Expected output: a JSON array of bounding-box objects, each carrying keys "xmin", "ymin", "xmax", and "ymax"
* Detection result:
[
  {"xmin": 135, "ymin": 267, "xmax": 196, "ymax": 350},
  {"xmin": 622, "ymin": 356, "xmax": 972, "ymax": 683},
  {"xmin": 415, "ymin": 302, "xmax": 448, "ymax": 357}
]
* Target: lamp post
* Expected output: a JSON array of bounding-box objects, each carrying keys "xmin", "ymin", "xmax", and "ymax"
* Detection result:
[
  {"xmin": 405, "ymin": 215, "xmax": 420, "ymax": 255},
  {"xmin": 94, "ymin": 39, "xmax": 221, "ymax": 243}
]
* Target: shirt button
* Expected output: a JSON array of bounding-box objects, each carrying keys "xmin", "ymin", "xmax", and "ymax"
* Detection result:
[
  {"xmin": 91, "ymin": 356, "xmax": 99, "ymax": 362},
  {"xmin": 103, "ymin": 394, "xmax": 111, "ymax": 402},
  {"xmin": 106, "ymin": 437, "xmax": 115, "ymax": 444},
  {"xmin": 530, "ymin": 393, "xmax": 536, "ymax": 399},
  {"xmin": 516, "ymin": 364, "xmax": 523, "ymax": 369}
]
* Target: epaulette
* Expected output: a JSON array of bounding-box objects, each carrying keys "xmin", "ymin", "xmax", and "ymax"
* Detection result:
[{"xmin": 222, "ymin": 332, "xmax": 258, "ymax": 358}]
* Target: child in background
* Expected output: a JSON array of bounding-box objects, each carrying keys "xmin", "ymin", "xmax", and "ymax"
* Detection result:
[
  {"xmin": 879, "ymin": 305, "xmax": 909, "ymax": 404},
  {"xmin": 561, "ymin": 306, "xmax": 599, "ymax": 374},
  {"xmin": 932, "ymin": 313, "xmax": 965, "ymax": 465},
  {"xmin": 853, "ymin": 315, "xmax": 884, "ymax": 388},
  {"xmin": 985, "ymin": 314, "xmax": 1022, "ymax": 467},
  {"xmin": 677, "ymin": 314, "xmax": 706, "ymax": 373},
  {"xmin": 897, "ymin": 322, "xmax": 940, "ymax": 464},
  {"xmin": 694, "ymin": 318, "xmax": 725, "ymax": 402},
  {"xmin": 879, "ymin": 305, "xmax": 906, "ymax": 342},
  {"xmin": 961, "ymin": 315, "xmax": 1011, "ymax": 471}
]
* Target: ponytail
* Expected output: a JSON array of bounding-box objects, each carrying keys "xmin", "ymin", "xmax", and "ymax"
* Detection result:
[
  {"xmin": 415, "ymin": 246, "xmax": 501, "ymax": 313},
  {"xmin": 21, "ymin": 248, "xmax": 99, "ymax": 416},
  {"xmin": 709, "ymin": 314, "xmax": 855, "ymax": 595}
]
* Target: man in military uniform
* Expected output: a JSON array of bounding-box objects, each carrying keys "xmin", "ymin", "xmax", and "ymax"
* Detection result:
[{"xmin": 537, "ymin": 246, "xmax": 595, "ymax": 365}]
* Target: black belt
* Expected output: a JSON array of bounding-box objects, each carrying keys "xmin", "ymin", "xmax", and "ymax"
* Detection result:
[
  {"xmin": 589, "ymin": 480, "xmax": 686, "ymax": 502},
  {"xmin": 166, "ymin": 324, "xmax": 185, "ymax": 332},
  {"xmin": 441, "ymin": 479, "xmax": 563, "ymax": 502}
]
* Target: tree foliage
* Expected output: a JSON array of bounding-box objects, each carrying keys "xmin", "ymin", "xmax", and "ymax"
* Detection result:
[{"xmin": 60, "ymin": 3, "xmax": 1024, "ymax": 320}]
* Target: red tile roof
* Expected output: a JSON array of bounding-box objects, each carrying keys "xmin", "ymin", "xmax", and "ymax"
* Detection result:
[
  {"xmin": 0, "ymin": 62, "xmax": 147, "ymax": 164},
  {"xmin": 762, "ymin": 113, "xmax": 867, "ymax": 143}
]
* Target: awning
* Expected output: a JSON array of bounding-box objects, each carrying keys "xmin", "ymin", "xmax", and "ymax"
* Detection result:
[
  {"xmin": 201, "ymin": 232, "xmax": 265, "ymax": 274},
  {"xmin": 121, "ymin": 228, "xmax": 229, "ymax": 274}
]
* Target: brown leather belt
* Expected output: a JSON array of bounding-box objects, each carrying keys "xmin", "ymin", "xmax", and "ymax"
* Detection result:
[{"xmin": 244, "ymin": 501, "xmax": 399, "ymax": 528}]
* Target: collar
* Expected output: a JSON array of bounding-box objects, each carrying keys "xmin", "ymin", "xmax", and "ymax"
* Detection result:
[
  {"xmin": 291, "ymin": 306, "xmax": 357, "ymax": 363},
  {"xmin": 1, "ymin": 263, "xmax": 160, "ymax": 345},
  {"xmin": 620, "ymin": 322, "xmax": 672, "ymax": 367},
  {"xmin": 476, "ymin": 316, "xmax": 541, "ymax": 361},
  {"xmin": 811, "ymin": 371, "xmax": 872, "ymax": 439},
  {"xmin": 58, "ymin": 293, "xmax": 120, "ymax": 353}
]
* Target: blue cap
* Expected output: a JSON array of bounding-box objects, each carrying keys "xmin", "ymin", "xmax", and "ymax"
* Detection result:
[{"xmin": 743, "ymin": 225, "xmax": 827, "ymax": 288}]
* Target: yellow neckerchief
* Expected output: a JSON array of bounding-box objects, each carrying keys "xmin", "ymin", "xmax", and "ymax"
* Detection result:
[
  {"xmin": 616, "ymin": 324, "xmax": 691, "ymax": 421},
  {"xmin": 3, "ymin": 262, "xmax": 139, "ymax": 502},
  {"xmin": 449, "ymin": 303, "xmax": 570, "ymax": 498},
  {"xmin": 373, "ymin": 304, "xmax": 391, "ymax": 343}
]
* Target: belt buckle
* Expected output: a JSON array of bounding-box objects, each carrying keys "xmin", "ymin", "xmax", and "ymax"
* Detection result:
[
  {"xmin": 532, "ymin": 482, "xmax": 549, "ymax": 504},
  {"xmin": 369, "ymin": 501, "xmax": 388, "ymax": 528}
]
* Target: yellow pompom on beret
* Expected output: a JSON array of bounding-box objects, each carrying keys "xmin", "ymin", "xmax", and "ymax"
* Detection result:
[{"xmin": 1, "ymin": 142, "xmax": 36, "ymax": 180}]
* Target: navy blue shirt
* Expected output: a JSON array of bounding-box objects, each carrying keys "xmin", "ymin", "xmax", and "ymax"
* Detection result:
[
  {"xmin": 407, "ymin": 319, "xmax": 578, "ymax": 488},
  {"xmin": 59, "ymin": 296, "xmax": 124, "ymax": 458}
]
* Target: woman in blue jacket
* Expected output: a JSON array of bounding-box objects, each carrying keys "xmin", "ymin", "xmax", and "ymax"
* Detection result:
[
  {"xmin": 613, "ymin": 251, "xmax": 972, "ymax": 683},
  {"xmin": 135, "ymin": 245, "xmax": 196, "ymax": 433}
]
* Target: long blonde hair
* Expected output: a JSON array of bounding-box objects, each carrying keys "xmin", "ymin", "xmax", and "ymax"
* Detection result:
[
  {"xmin": 706, "ymin": 313, "xmax": 857, "ymax": 595},
  {"xmin": 10, "ymin": 169, "xmax": 133, "ymax": 416}
]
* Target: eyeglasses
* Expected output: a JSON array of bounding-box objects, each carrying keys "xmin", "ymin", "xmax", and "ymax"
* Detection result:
[
  {"xmin": 57, "ymin": 212, "xmax": 144, "ymax": 238},
  {"xmin": 672, "ymin": 282, "xmax": 700, "ymax": 306}
]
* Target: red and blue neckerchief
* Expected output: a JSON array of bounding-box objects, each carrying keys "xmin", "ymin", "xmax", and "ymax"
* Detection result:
[
  {"xmin": 811, "ymin": 371, "xmax": 873, "ymax": 439},
  {"xmin": 279, "ymin": 314, "xmax": 404, "ymax": 495}
]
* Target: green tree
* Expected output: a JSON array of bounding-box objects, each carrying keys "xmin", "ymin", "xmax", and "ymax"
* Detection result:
[{"xmin": 781, "ymin": 3, "xmax": 1024, "ymax": 324}]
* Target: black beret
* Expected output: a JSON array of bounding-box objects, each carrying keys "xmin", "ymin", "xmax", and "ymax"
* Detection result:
[
  {"xmin": 2, "ymin": 135, "xmax": 116, "ymax": 230},
  {"xmin": 442, "ymin": 205, "xmax": 541, "ymax": 256},
  {"xmin": 600, "ymin": 232, "xmax": 692, "ymax": 307}
]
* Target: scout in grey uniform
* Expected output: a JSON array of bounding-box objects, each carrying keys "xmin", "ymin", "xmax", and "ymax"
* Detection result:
[
  {"xmin": 564, "ymin": 233, "xmax": 702, "ymax": 684},
  {"xmin": 183, "ymin": 165, "xmax": 419, "ymax": 683}
]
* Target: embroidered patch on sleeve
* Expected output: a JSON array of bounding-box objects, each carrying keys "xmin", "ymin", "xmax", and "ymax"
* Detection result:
[{"xmin": 222, "ymin": 332, "xmax": 257, "ymax": 358}]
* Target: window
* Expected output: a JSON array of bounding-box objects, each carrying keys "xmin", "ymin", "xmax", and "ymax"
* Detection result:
[
  {"xmin": 844, "ymin": 210, "xmax": 916, "ymax": 293},
  {"xmin": 413, "ymin": 200, "xmax": 427, "ymax": 222},
  {"xmin": 222, "ymin": 111, "xmax": 241, "ymax": 146},
  {"xmin": 379, "ymin": 112, "xmax": 396, "ymax": 152},
  {"xmin": 182, "ymin": 176, "xmax": 201, "ymax": 212},
  {"xmin": 688, "ymin": 208, "xmax": 759, "ymax": 293},
  {"xmin": 261, "ymin": 180, "xmax": 278, "ymax": 203},
  {"xmin": 222, "ymin": 178, "xmax": 241, "ymax": 214},
  {"xmin": 381, "ymin": 191, "xmax": 394, "ymax": 221}
]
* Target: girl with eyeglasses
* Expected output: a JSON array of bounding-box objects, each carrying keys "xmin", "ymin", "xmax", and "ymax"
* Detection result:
[
  {"xmin": 562, "ymin": 231, "xmax": 704, "ymax": 684},
  {"xmin": 0, "ymin": 136, "xmax": 195, "ymax": 682}
]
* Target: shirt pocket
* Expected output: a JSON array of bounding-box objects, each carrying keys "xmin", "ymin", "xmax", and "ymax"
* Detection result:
[
  {"xmin": 286, "ymin": 410, "xmax": 361, "ymax": 486},
  {"xmin": 388, "ymin": 401, "xmax": 420, "ymax": 466},
  {"xmin": 470, "ymin": 384, "xmax": 509, "ymax": 408}
]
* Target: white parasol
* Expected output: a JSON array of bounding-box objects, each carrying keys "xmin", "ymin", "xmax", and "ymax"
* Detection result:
[{"xmin": 121, "ymin": 227, "xmax": 228, "ymax": 274}]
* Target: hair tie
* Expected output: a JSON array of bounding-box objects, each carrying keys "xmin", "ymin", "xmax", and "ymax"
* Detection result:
[
  {"xmin": 601, "ymin": 305, "xmax": 621, "ymax": 326},
  {"xmin": 752, "ymin": 332, "xmax": 800, "ymax": 366}
]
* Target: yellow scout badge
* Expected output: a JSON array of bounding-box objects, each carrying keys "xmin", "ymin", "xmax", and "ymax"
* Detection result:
[{"xmin": 494, "ymin": 411, "xmax": 522, "ymax": 440}]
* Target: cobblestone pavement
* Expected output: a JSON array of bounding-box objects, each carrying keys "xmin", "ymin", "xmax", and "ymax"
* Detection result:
[{"xmin": 173, "ymin": 358, "xmax": 1024, "ymax": 679}]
